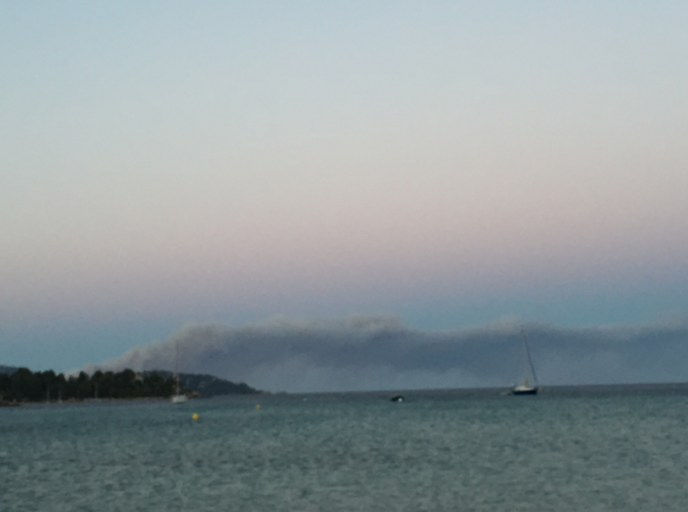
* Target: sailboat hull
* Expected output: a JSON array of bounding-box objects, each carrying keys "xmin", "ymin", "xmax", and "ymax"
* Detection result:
[{"xmin": 510, "ymin": 387, "xmax": 539, "ymax": 396}]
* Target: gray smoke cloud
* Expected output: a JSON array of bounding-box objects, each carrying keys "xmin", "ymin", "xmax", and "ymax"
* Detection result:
[{"xmin": 82, "ymin": 314, "xmax": 688, "ymax": 393}]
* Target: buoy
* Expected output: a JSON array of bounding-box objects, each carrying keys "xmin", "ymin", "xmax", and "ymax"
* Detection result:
[
  {"xmin": 256, "ymin": 404, "xmax": 260, "ymax": 409},
  {"xmin": 192, "ymin": 413, "xmax": 199, "ymax": 420}
]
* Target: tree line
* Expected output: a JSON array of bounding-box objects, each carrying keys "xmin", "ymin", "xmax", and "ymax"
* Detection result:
[{"xmin": 0, "ymin": 368, "xmax": 181, "ymax": 403}]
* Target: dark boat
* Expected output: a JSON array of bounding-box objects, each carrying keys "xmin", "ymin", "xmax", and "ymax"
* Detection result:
[{"xmin": 390, "ymin": 395, "xmax": 404, "ymax": 402}]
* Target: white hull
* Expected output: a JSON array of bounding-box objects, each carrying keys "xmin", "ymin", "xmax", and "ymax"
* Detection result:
[
  {"xmin": 510, "ymin": 385, "xmax": 539, "ymax": 395},
  {"xmin": 171, "ymin": 394, "xmax": 188, "ymax": 404}
]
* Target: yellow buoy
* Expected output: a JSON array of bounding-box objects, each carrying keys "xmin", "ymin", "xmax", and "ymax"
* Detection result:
[
  {"xmin": 255, "ymin": 404, "xmax": 260, "ymax": 409},
  {"xmin": 192, "ymin": 413, "xmax": 199, "ymax": 421}
]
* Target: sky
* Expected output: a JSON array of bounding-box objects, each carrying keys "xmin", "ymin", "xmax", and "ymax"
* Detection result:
[{"xmin": 1, "ymin": 1, "xmax": 688, "ymax": 388}]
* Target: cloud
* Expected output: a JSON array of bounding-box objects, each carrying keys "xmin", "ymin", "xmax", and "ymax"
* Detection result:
[{"xmin": 82, "ymin": 314, "xmax": 688, "ymax": 393}]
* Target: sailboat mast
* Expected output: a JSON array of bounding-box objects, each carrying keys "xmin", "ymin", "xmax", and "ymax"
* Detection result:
[
  {"xmin": 521, "ymin": 330, "xmax": 539, "ymax": 387},
  {"xmin": 174, "ymin": 341, "xmax": 180, "ymax": 395}
]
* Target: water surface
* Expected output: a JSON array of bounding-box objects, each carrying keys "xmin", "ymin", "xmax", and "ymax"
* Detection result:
[{"xmin": 2, "ymin": 388, "xmax": 688, "ymax": 511}]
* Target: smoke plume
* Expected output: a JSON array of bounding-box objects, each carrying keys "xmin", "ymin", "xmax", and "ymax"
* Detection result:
[{"xmin": 82, "ymin": 314, "xmax": 688, "ymax": 392}]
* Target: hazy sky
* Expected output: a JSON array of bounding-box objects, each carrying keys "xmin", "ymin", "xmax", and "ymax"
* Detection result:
[{"xmin": 2, "ymin": 1, "xmax": 688, "ymax": 376}]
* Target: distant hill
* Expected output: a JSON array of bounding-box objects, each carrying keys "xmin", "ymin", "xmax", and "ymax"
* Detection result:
[
  {"xmin": 145, "ymin": 371, "xmax": 260, "ymax": 397},
  {"xmin": 0, "ymin": 366, "xmax": 18, "ymax": 375}
]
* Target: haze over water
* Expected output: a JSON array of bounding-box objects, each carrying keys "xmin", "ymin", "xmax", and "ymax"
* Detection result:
[{"xmin": 3, "ymin": 388, "xmax": 688, "ymax": 511}]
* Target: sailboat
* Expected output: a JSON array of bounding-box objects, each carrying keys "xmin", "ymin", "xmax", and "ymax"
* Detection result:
[
  {"xmin": 510, "ymin": 330, "xmax": 540, "ymax": 395},
  {"xmin": 171, "ymin": 341, "xmax": 188, "ymax": 404}
]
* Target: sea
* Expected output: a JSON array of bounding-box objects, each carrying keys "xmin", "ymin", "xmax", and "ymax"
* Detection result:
[{"xmin": 2, "ymin": 386, "xmax": 688, "ymax": 512}]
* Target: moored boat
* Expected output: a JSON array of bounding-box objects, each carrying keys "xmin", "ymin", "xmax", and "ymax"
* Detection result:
[
  {"xmin": 171, "ymin": 341, "xmax": 188, "ymax": 404},
  {"xmin": 510, "ymin": 378, "xmax": 539, "ymax": 395},
  {"xmin": 509, "ymin": 330, "xmax": 540, "ymax": 396}
]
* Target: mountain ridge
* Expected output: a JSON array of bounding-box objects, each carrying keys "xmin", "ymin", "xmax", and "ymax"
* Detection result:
[{"xmin": 145, "ymin": 370, "xmax": 260, "ymax": 397}]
